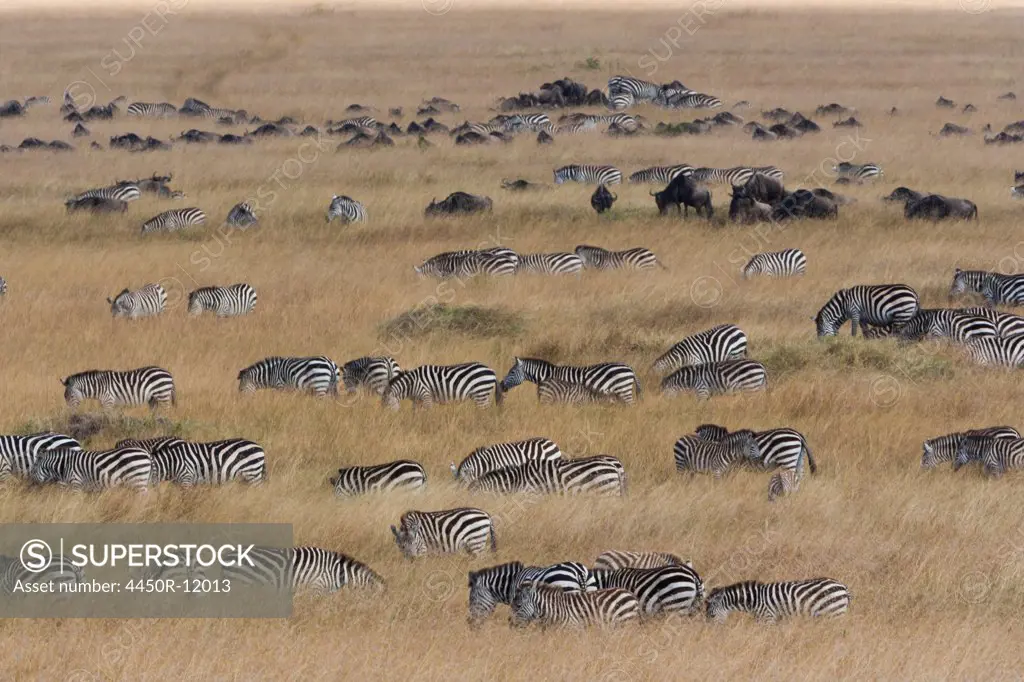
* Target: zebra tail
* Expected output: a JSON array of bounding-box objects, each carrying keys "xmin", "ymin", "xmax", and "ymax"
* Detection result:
[
  {"xmin": 634, "ymin": 377, "xmax": 643, "ymax": 401},
  {"xmin": 489, "ymin": 525, "xmax": 498, "ymax": 552},
  {"xmin": 171, "ymin": 388, "xmax": 177, "ymax": 407},
  {"xmin": 804, "ymin": 442, "xmax": 817, "ymax": 474},
  {"xmin": 495, "ymin": 383, "xmax": 504, "ymax": 407}
]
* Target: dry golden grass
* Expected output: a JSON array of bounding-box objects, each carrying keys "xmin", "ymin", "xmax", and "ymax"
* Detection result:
[{"xmin": 2, "ymin": 6, "xmax": 1024, "ymax": 681}]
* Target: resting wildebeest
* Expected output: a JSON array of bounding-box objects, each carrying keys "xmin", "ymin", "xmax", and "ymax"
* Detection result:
[
  {"xmin": 651, "ymin": 174, "xmax": 712, "ymax": 218},
  {"xmin": 729, "ymin": 185, "xmax": 772, "ymax": 224},
  {"xmin": 65, "ymin": 196, "xmax": 128, "ymax": 214},
  {"xmin": 501, "ymin": 178, "xmax": 541, "ymax": 191},
  {"xmin": 590, "ymin": 184, "xmax": 617, "ymax": 214},
  {"xmin": 904, "ymin": 194, "xmax": 978, "ymax": 221},
  {"xmin": 424, "ymin": 192, "xmax": 492, "ymax": 217},
  {"xmin": 738, "ymin": 173, "xmax": 786, "ymax": 204},
  {"xmin": 770, "ymin": 190, "xmax": 838, "ymax": 221},
  {"xmin": 883, "ymin": 187, "xmax": 924, "ymax": 204}
]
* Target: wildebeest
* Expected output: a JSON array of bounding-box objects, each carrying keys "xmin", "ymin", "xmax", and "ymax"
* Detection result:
[
  {"xmin": 651, "ymin": 174, "xmax": 713, "ymax": 218},
  {"xmin": 424, "ymin": 192, "xmax": 493, "ymax": 217},
  {"xmin": 728, "ymin": 186, "xmax": 772, "ymax": 224},
  {"xmin": 904, "ymin": 194, "xmax": 978, "ymax": 221},
  {"xmin": 936, "ymin": 96, "xmax": 956, "ymax": 108},
  {"xmin": 938, "ymin": 123, "xmax": 970, "ymax": 137},
  {"xmin": 883, "ymin": 187, "xmax": 924, "ymax": 204},
  {"xmin": 537, "ymin": 130, "xmax": 554, "ymax": 144},
  {"xmin": 591, "ymin": 184, "xmax": 617, "ymax": 214},
  {"xmin": 833, "ymin": 117, "xmax": 862, "ymax": 128},
  {"xmin": 770, "ymin": 190, "xmax": 838, "ymax": 221},
  {"xmin": 65, "ymin": 196, "xmax": 128, "ymax": 214},
  {"xmin": 1012, "ymin": 185, "xmax": 1024, "ymax": 199},
  {"xmin": 738, "ymin": 173, "xmax": 786, "ymax": 205},
  {"xmin": 501, "ymin": 178, "xmax": 541, "ymax": 191}
]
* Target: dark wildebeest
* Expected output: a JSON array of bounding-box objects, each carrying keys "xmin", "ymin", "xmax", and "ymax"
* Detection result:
[
  {"xmin": 938, "ymin": 123, "xmax": 970, "ymax": 137},
  {"xmin": 65, "ymin": 196, "xmax": 128, "ymax": 214},
  {"xmin": 424, "ymin": 192, "xmax": 493, "ymax": 217},
  {"xmin": 739, "ymin": 173, "xmax": 786, "ymax": 205},
  {"xmin": 1014, "ymin": 170, "xmax": 1024, "ymax": 184},
  {"xmin": 770, "ymin": 190, "xmax": 838, "ymax": 221},
  {"xmin": 728, "ymin": 185, "xmax": 772, "ymax": 224},
  {"xmin": 883, "ymin": 187, "xmax": 925, "ymax": 204},
  {"xmin": 651, "ymin": 174, "xmax": 713, "ymax": 218},
  {"xmin": 591, "ymin": 184, "xmax": 617, "ymax": 214},
  {"xmin": 501, "ymin": 178, "xmax": 540, "ymax": 191},
  {"xmin": 904, "ymin": 194, "xmax": 978, "ymax": 221}
]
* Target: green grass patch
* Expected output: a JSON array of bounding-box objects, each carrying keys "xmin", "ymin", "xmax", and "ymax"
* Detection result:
[{"xmin": 378, "ymin": 304, "xmax": 526, "ymax": 341}]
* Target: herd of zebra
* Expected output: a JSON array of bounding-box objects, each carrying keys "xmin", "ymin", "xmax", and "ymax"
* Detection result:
[{"xmin": 108, "ymin": 282, "xmax": 257, "ymax": 318}]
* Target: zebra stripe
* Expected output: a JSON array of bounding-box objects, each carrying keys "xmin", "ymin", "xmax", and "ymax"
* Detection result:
[
  {"xmin": 516, "ymin": 253, "xmax": 584, "ymax": 275},
  {"xmin": 326, "ymin": 195, "xmax": 367, "ymax": 224},
  {"xmin": 468, "ymin": 456, "xmax": 626, "ymax": 496},
  {"xmin": 742, "ymin": 249, "xmax": 807, "ymax": 278},
  {"xmin": 511, "ymin": 582, "xmax": 640, "ymax": 628},
  {"xmin": 382, "ymin": 362, "xmax": 500, "ymax": 409},
  {"xmin": 607, "ymin": 76, "xmax": 661, "ymax": 102},
  {"xmin": 126, "ymin": 102, "xmax": 177, "ymax": 117},
  {"xmin": 651, "ymin": 324, "xmax": 748, "ymax": 373},
  {"xmin": 331, "ymin": 460, "xmax": 426, "ymax": 496},
  {"xmin": 391, "ymin": 508, "xmax": 496, "ymax": 559},
  {"xmin": 768, "ymin": 469, "xmax": 800, "ymax": 501},
  {"xmin": 574, "ymin": 245, "xmax": 661, "ymax": 270},
  {"xmin": 468, "ymin": 561, "xmax": 592, "ymax": 625},
  {"xmin": 955, "ymin": 436, "xmax": 1024, "ymax": 476},
  {"xmin": 62, "ymin": 367, "xmax": 175, "ymax": 409},
  {"xmin": 187, "ymin": 283, "xmax": 257, "ymax": 317},
  {"xmin": 150, "ymin": 439, "xmax": 265, "ymax": 487},
  {"xmin": 959, "ymin": 307, "xmax": 1024, "ymax": 338},
  {"xmin": 981, "ymin": 273, "xmax": 1024, "ymax": 307},
  {"xmin": 656, "ymin": 92, "xmax": 722, "ymax": 109},
  {"xmin": 500, "ymin": 357, "xmax": 641, "ymax": 404},
  {"xmin": 897, "ymin": 309, "xmax": 997, "ymax": 343},
  {"xmin": 695, "ymin": 425, "xmax": 817, "ymax": 477},
  {"xmin": 452, "ymin": 437, "xmax": 562, "ymax": 483},
  {"xmin": 590, "ymin": 565, "xmax": 704, "ymax": 617},
  {"xmin": 237, "ymin": 356, "xmax": 340, "ymax": 397},
  {"xmin": 29, "ymin": 447, "xmax": 152, "ymax": 492},
  {"xmin": 108, "ymin": 283, "xmax": 166, "ymax": 319},
  {"xmin": 834, "ymin": 162, "xmax": 882, "ymax": 180},
  {"xmin": 706, "ymin": 578, "xmax": 851, "ymax": 623},
  {"xmin": 141, "ymin": 208, "xmax": 206, "ymax": 234},
  {"xmin": 691, "ymin": 167, "xmax": 760, "ymax": 186},
  {"xmin": 814, "ymin": 284, "xmax": 920, "ymax": 337},
  {"xmin": 674, "ymin": 432, "xmax": 760, "ymax": 478},
  {"xmin": 962, "ymin": 336, "xmax": 1024, "ymax": 367},
  {"xmin": 341, "ymin": 356, "xmax": 402, "ymax": 395},
  {"xmin": 226, "ymin": 202, "xmax": 258, "ymax": 228},
  {"xmin": 0, "ymin": 553, "xmax": 83, "ymax": 594},
  {"xmin": 593, "ymin": 551, "xmax": 691, "ymax": 571},
  {"xmin": 553, "ymin": 119, "xmax": 599, "ymax": 135},
  {"xmin": 114, "ymin": 436, "xmax": 184, "ymax": 454},
  {"xmin": 415, "ymin": 249, "xmax": 519, "ymax": 279},
  {"xmin": 949, "ymin": 269, "xmax": 992, "ymax": 299},
  {"xmin": 222, "ymin": 546, "xmax": 384, "ymax": 594},
  {"xmin": 628, "ymin": 165, "xmax": 694, "ymax": 184},
  {"xmin": 607, "ymin": 93, "xmax": 635, "ymax": 111},
  {"xmin": 536, "ymin": 379, "xmax": 617, "ymax": 405},
  {"xmin": 553, "ymin": 165, "xmax": 623, "ymax": 185},
  {"xmin": 921, "ymin": 426, "xmax": 1020, "ymax": 469},
  {"xmin": 661, "ymin": 360, "xmax": 767, "ymax": 399},
  {"xmin": 505, "ymin": 113, "xmax": 552, "ymax": 132},
  {"xmin": 0, "ymin": 432, "xmax": 81, "ymax": 479},
  {"xmin": 72, "ymin": 184, "xmax": 141, "ymax": 203}
]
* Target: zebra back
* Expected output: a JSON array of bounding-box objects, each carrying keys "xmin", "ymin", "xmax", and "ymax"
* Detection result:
[
  {"xmin": 661, "ymin": 360, "xmax": 767, "ymax": 399},
  {"xmin": 331, "ymin": 460, "xmax": 426, "ymax": 496}
]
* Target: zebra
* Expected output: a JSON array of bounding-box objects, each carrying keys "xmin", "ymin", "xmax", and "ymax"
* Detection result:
[
  {"xmin": 949, "ymin": 268, "xmax": 993, "ymax": 300},
  {"xmin": 510, "ymin": 581, "xmax": 640, "ymax": 628},
  {"xmin": 108, "ymin": 283, "xmax": 166, "ymax": 319},
  {"xmin": 500, "ymin": 357, "xmax": 641, "ymax": 404},
  {"xmin": 981, "ymin": 273, "xmax": 1024, "ymax": 307},
  {"xmin": 627, "ymin": 165, "xmax": 694, "ymax": 184},
  {"xmin": 222, "ymin": 546, "xmax": 385, "ymax": 594},
  {"xmin": 574, "ymin": 245, "xmax": 662, "ymax": 271},
  {"xmin": 468, "ymin": 456, "xmax": 626, "ymax": 496},
  {"xmin": 452, "ymin": 437, "xmax": 562, "ymax": 483},
  {"xmin": 331, "ymin": 460, "xmax": 426, "ymax": 496},
  {"xmin": 553, "ymin": 119, "xmax": 600, "ymax": 135},
  {"xmin": 553, "ymin": 165, "xmax": 623, "ymax": 185},
  {"xmin": 226, "ymin": 202, "xmax": 258, "ymax": 228},
  {"xmin": 29, "ymin": 447, "xmax": 153, "ymax": 492},
  {"xmin": 607, "ymin": 75, "xmax": 661, "ymax": 102},
  {"xmin": 690, "ymin": 167, "xmax": 765, "ymax": 186},
  {"xmin": 921, "ymin": 427, "xmax": 1020, "ymax": 468},
  {"xmin": 468, "ymin": 561, "xmax": 594, "ymax": 625},
  {"xmin": 673, "ymin": 431, "xmax": 760, "ymax": 478},
  {"xmin": 706, "ymin": 578, "xmax": 851, "ymax": 623},
  {"xmin": 657, "ymin": 93, "xmax": 722, "ymax": 109},
  {"xmin": 140, "ymin": 208, "xmax": 206, "ymax": 234},
  {"xmin": 0, "ymin": 432, "xmax": 81, "ymax": 479},
  {"xmin": 651, "ymin": 324, "xmax": 748, "ymax": 373},
  {"xmin": 126, "ymin": 102, "xmax": 178, "ymax": 117},
  {"xmin": 237, "ymin": 356, "xmax": 340, "ymax": 397},
  {"xmin": 833, "ymin": 162, "xmax": 882, "ymax": 181},
  {"xmin": 150, "ymin": 439, "xmax": 266, "ymax": 487},
  {"xmin": 962, "ymin": 336, "xmax": 1024, "ymax": 368},
  {"xmin": 607, "ymin": 92, "xmax": 636, "ymax": 111},
  {"xmin": 114, "ymin": 436, "xmax": 184, "ymax": 454},
  {"xmin": 590, "ymin": 565, "xmax": 704, "ymax": 618},
  {"xmin": 814, "ymin": 284, "xmax": 920, "ymax": 337},
  {"xmin": 516, "ymin": 253, "xmax": 584, "ymax": 275},
  {"xmin": 71, "ymin": 183, "xmax": 141, "ymax": 203},
  {"xmin": 661, "ymin": 360, "xmax": 768, "ymax": 399},
  {"xmin": 955, "ymin": 436, "xmax": 1024, "ymax": 477},
  {"xmin": 742, "ymin": 249, "xmax": 808, "ymax": 278},
  {"xmin": 959, "ymin": 307, "xmax": 1024, "ymax": 338},
  {"xmin": 62, "ymin": 367, "xmax": 176, "ymax": 409},
  {"xmin": 341, "ymin": 356, "xmax": 402, "ymax": 395},
  {"xmin": 187, "ymin": 283, "xmax": 257, "ymax": 317},
  {"xmin": 391, "ymin": 508, "xmax": 496, "ymax": 559},
  {"xmin": 326, "ymin": 195, "xmax": 367, "ymax": 224},
  {"xmin": 767, "ymin": 469, "xmax": 800, "ymax": 501},
  {"xmin": 536, "ymin": 379, "xmax": 619, "ymax": 406},
  {"xmin": 593, "ymin": 551, "xmax": 691, "ymax": 571},
  {"xmin": 415, "ymin": 250, "xmax": 519, "ymax": 279},
  {"xmin": 506, "ymin": 113, "xmax": 552, "ymax": 132},
  {"xmin": 0, "ymin": 552, "xmax": 83, "ymax": 595},
  {"xmin": 695, "ymin": 425, "xmax": 817, "ymax": 477},
  {"xmin": 897, "ymin": 309, "xmax": 997, "ymax": 343},
  {"xmin": 381, "ymin": 362, "xmax": 500, "ymax": 409}
]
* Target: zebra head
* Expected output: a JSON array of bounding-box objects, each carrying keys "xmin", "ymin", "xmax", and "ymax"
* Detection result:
[
  {"xmin": 953, "ymin": 436, "xmax": 989, "ymax": 471},
  {"xmin": 380, "ymin": 374, "xmax": 409, "ymax": 410},
  {"xmin": 724, "ymin": 430, "xmax": 760, "ymax": 463},
  {"xmin": 341, "ymin": 557, "xmax": 386, "ymax": 592},
  {"xmin": 509, "ymin": 580, "xmax": 540, "ymax": 627},
  {"xmin": 705, "ymin": 583, "xmax": 746, "ymax": 623},
  {"xmin": 391, "ymin": 515, "xmax": 426, "ymax": 559},
  {"xmin": 28, "ymin": 450, "xmax": 66, "ymax": 486},
  {"xmin": 107, "ymin": 289, "xmax": 132, "ymax": 317},
  {"xmin": 921, "ymin": 441, "xmax": 940, "ymax": 469},
  {"xmin": 237, "ymin": 366, "xmax": 260, "ymax": 394},
  {"xmin": 467, "ymin": 562, "xmax": 524, "ymax": 625},
  {"xmin": 499, "ymin": 357, "xmax": 530, "ymax": 391},
  {"xmin": 814, "ymin": 290, "xmax": 846, "ymax": 337}
]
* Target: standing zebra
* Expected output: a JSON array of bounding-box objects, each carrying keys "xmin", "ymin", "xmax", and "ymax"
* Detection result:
[
  {"xmin": 341, "ymin": 356, "xmax": 402, "ymax": 395},
  {"xmin": 226, "ymin": 202, "xmax": 259, "ymax": 228},
  {"xmin": 500, "ymin": 357, "xmax": 641, "ymax": 404},
  {"xmin": 468, "ymin": 561, "xmax": 593, "ymax": 625},
  {"xmin": 516, "ymin": 253, "xmax": 584, "ymax": 275},
  {"xmin": 691, "ymin": 167, "xmax": 772, "ymax": 186},
  {"xmin": 187, "ymin": 283, "xmax": 257, "ymax": 317},
  {"xmin": 126, "ymin": 102, "xmax": 178, "ymax": 117},
  {"xmin": 0, "ymin": 432, "xmax": 81, "ymax": 479},
  {"xmin": 326, "ymin": 195, "xmax": 367, "ymax": 224},
  {"xmin": 955, "ymin": 435, "xmax": 1024, "ymax": 476},
  {"xmin": 673, "ymin": 432, "xmax": 760, "ymax": 478},
  {"xmin": 331, "ymin": 460, "xmax": 426, "ymax": 496},
  {"xmin": 391, "ymin": 508, "xmax": 496, "ymax": 559},
  {"xmin": 981, "ymin": 273, "xmax": 1024, "ymax": 307},
  {"xmin": 553, "ymin": 165, "xmax": 623, "ymax": 185},
  {"xmin": 607, "ymin": 75, "xmax": 662, "ymax": 102},
  {"xmin": 510, "ymin": 582, "xmax": 640, "ymax": 628},
  {"xmin": 706, "ymin": 578, "xmax": 851, "ymax": 623},
  {"xmin": 628, "ymin": 165, "xmax": 694, "ymax": 184},
  {"xmin": 222, "ymin": 546, "xmax": 385, "ymax": 594},
  {"xmin": 589, "ymin": 565, "xmax": 704, "ymax": 617},
  {"xmin": 695, "ymin": 425, "xmax": 817, "ymax": 476},
  {"xmin": 593, "ymin": 551, "xmax": 690, "ymax": 571},
  {"xmin": 108, "ymin": 283, "xmax": 167, "ymax": 319},
  {"xmin": 237, "ymin": 356, "xmax": 340, "ymax": 397},
  {"xmin": 833, "ymin": 162, "xmax": 882, "ymax": 181},
  {"xmin": 150, "ymin": 439, "xmax": 266, "ymax": 487},
  {"xmin": 948, "ymin": 268, "xmax": 993, "ymax": 300},
  {"xmin": 468, "ymin": 456, "xmax": 626, "ymax": 496},
  {"xmin": 921, "ymin": 426, "xmax": 1020, "ymax": 469},
  {"xmin": 115, "ymin": 436, "xmax": 183, "ymax": 454},
  {"xmin": 742, "ymin": 248, "xmax": 807, "ymax": 278},
  {"xmin": 897, "ymin": 309, "xmax": 997, "ymax": 343},
  {"xmin": 452, "ymin": 437, "xmax": 562, "ymax": 483},
  {"xmin": 381, "ymin": 362, "xmax": 500, "ymax": 409},
  {"xmin": 415, "ymin": 250, "xmax": 519, "ymax": 279},
  {"xmin": 661, "ymin": 360, "xmax": 767, "ymax": 399},
  {"xmin": 962, "ymin": 336, "xmax": 1024, "ymax": 368},
  {"xmin": 574, "ymin": 245, "xmax": 662, "ymax": 271},
  {"xmin": 140, "ymin": 208, "xmax": 206, "ymax": 234},
  {"xmin": 71, "ymin": 183, "xmax": 141, "ymax": 203},
  {"xmin": 814, "ymin": 284, "xmax": 920, "ymax": 337},
  {"xmin": 29, "ymin": 447, "xmax": 153, "ymax": 492},
  {"xmin": 651, "ymin": 324, "xmax": 748, "ymax": 373},
  {"xmin": 62, "ymin": 367, "xmax": 175, "ymax": 409}
]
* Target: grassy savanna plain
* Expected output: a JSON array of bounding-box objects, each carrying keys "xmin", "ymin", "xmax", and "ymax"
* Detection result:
[{"xmin": 1, "ymin": 6, "xmax": 1024, "ymax": 680}]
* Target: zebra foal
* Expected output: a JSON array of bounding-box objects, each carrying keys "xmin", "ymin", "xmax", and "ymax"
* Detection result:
[
  {"xmin": 661, "ymin": 360, "xmax": 767, "ymax": 399},
  {"xmin": 141, "ymin": 208, "xmax": 206, "ymax": 234},
  {"xmin": 108, "ymin": 283, "xmax": 166, "ymax": 319},
  {"xmin": 452, "ymin": 437, "xmax": 562, "ymax": 483},
  {"xmin": 187, "ymin": 283, "xmax": 257, "ymax": 317},
  {"xmin": 955, "ymin": 436, "xmax": 1024, "ymax": 477},
  {"xmin": 742, "ymin": 249, "xmax": 807, "ymax": 278},
  {"xmin": 510, "ymin": 582, "xmax": 639, "ymax": 628},
  {"xmin": 674, "ymin": 432, "xmax": 760, "ymax": 478},
  {"xmin": 651, "ymin": 324, "xmax": 747, "ymax": 373},
  {"xmin": 921, "ymin": 426, "xmax": 1020, "ymax": 469},
  {"xmin": 468, "ymin": 561, "xmax": 594, "ymax": 625}
]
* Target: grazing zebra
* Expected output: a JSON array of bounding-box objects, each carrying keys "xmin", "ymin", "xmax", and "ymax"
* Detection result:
[
  {"xmin": 187, "ymin": 283, "xmax": 257, "ymax": 317},
  {"xmin": 590, "ymin": 565, "xmax": 704, "ymax": 617},
  {"xmin": 226, "ymin": 202, "xmax": 258, "ymax": 228},
  {"xmin": 0, "ymin": 553, "xmax": 83, "ymax": 594},
  {"xmin": 391, "ymin": 508, "xmax": 496, "ymax": 559},
  {"xmin": 628, "ymin": 165, "xmax": 694, "ymax": 184},
  {"xmin": 29, "ymin": 447, "xmax": 152, "ymax": 492},
  {"xmin": 607, "ymin": 75, "xmax": 661, "ymax": 102},
  {"xmin": 452, "ymin": 437, "xmax": 562, "ymax": 483},
  {"xmin": 140, "ymin": 207, "xmax": 206, "ymax": 234},
  {"xmin": 673, "ymin": 432, "xmax": 760, "ymax": 478},
  {"xmin": 695, "ymin": 425, "xmax": 817, "ymax": 476},
  {"xmin": 222, "ymin": 546, "xmax": 385, "ymax": 594},
  {"xmin": 0, "ymin": 432, "xmax": 81, "ymax": 479},
  {"xmin": 331, "ymin": 460, "xmax": 426, "ymax": 496},
  {"xmin": 742, "ymin": 249, "xmax": 807, "ymax": 278},
  {"xmin": 341, "ymin": 356, "xmax": 402, "ymax": 395},
  {"xmin": 468, "ymin": 456, "xmax": 626, "ymax": 496},
  {"xmin": 959, "ymin": 307, "xmax": 1024, "ymax": 338},
  {"xmin": 415, "ymin": 249, "xmax": 519, "ymax": 279},
  {"xmin": 921, "ymin": 426, "xmax": 1020, "ymax": 469},
  {"xmin": 814, "ymin": 284, "xmax": 920, "ymax": 337},
  {"xmin": 981, "ymin": 273, "xmax": 1024, "ymax": 307},
  {"xmin": 468, "ymin": 561, "xmax": 594, "ymax": 625},
  {"xmin": 691, "ymin": 167, "xmax": 780, "ymax": 186},
  {"xmin": 62, "ymin": 367, "xmax": 175, "ymax": 409},
  {"xmin": 553, "ymin": 165, "xmax": 623, "ymax": 185},
  {"xmin": 516, "ymin": 253, "xmax": 584, "ymax": 275},
  {"xmin": 833, "ymin": 162, "xmax": 882, "ymax": 181},
  {"xmin": 661, "ymin": 360, "xmax": 767, "ymax": 399},
  {"xmin": 126, "ymin": 102, "xmax": 177, "ymax": 117},
  {"xmin": 72, "ymin": 183, "xmax": 141, "ymax": 203},
  {"xmin": 962, "ymin": 336, "xmax": 1024, "ymax": 368},
  {"xmin": 536, "ymin": 379, "xmax": 619, "ymax": 406},
  {"xmin": 150, "ymin": 439, "xmax": 266, "ymax": 487},
  {"xmin": 651, "ymin": 324, "xmax": 748, "ymax": 373},
  {"xmin": 574, "ymin": 245, "xmax": 662, "ymax": 271},
  {"xmin": 238, "ymin": 356, "xmax": 339, "ymax": 397},
  {"xmin": 897, "ymin": 309, "xmax": 997, "ymax": 343},
  {"xmin": 955, "ymin": 436, "xmax": 1024, "ymax": 476},
  {"xmin": 500, "ymin": 357, "xmax": 641, "ymax": 404},
  {"xmin": 948, "ymin": 268, "xmax": 993, "ymax": 299},
  {"xmin": 511, "ymin": 582, "xmax": 640, "ymax": 628},
  {"xmin": 382, "ymin": 362, "xmax": 500, "ymax": 409},
  {"xmin": 326, "ymin": 195, "xmax": 367, "ymax": 223},
  {"xmin": 594, "ymin": 551, "xmax": 690, "ymax": 571},
  {"xmin": 706, "ymin": 578, "xmax": 850, "ymax": 623},
  {"xmin": 767, "ymin": 469, "xmax": 800, "ymax": 501},
  {"xmin": 108, "ymin": 283, "xmax": 166, "ymax": 319}
]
